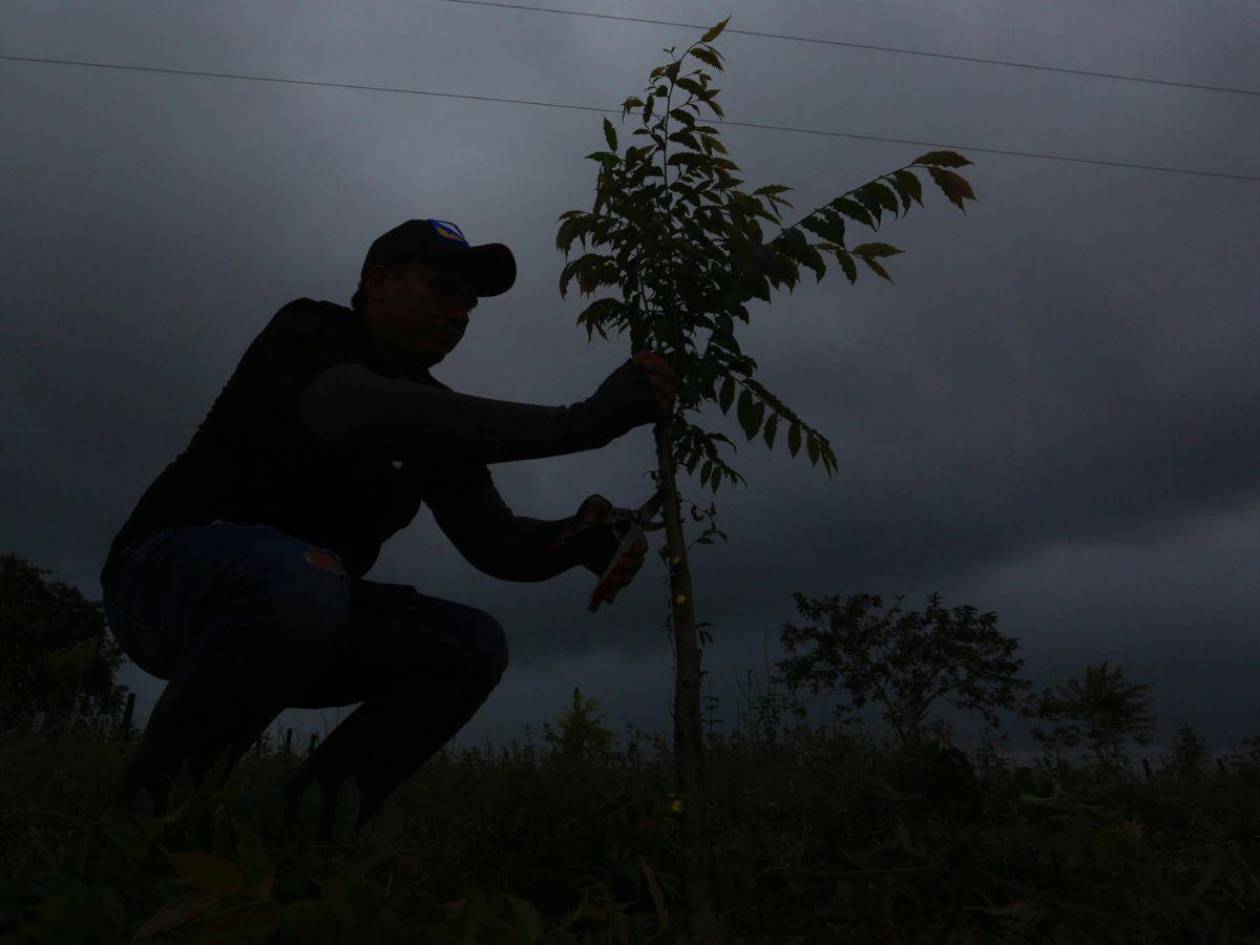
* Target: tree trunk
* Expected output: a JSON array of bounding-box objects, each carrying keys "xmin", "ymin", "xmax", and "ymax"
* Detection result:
[{"xmin": 653, "ymin": 421, "xmax": 724, "ymax": 944}]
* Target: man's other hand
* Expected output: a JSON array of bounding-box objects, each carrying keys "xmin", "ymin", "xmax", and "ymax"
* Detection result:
[
  {"xmin": 633, "ymin": 350, "xmax": 678, "ymax": 422},
  {"xmin": 566, "ymin": 494, "xmax": 649, "ymax": 604}
]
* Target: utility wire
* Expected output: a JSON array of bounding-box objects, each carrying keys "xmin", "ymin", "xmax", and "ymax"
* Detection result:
[
  {"xmin": 2, "ymin": 53, "xmax": 1256, "ymax": 183},
  {"xmin": 440, "ymin": 0, "xmax": 1260, "ymax": 99}
]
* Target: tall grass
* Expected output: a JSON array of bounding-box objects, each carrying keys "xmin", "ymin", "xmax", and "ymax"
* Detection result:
[{"xmin": 2, "ymin": 665, "xmax": 1258, "ymax": 944}]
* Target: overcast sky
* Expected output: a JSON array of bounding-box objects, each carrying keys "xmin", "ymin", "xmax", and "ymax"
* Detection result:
[{"xmin": 4, "ymin": 0, "xmax": 1258, "ymax": 766}]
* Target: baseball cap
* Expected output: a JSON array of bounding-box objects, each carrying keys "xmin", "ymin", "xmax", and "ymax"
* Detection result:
[{"xmin": 358, "ymin": 219, "xmax": 517, "ymax": 298}]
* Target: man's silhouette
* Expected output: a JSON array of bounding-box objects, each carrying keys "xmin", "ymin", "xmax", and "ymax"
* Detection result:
[{"xmin": 99, "ymin": 218, "xmax": 676, "ymax": 840}]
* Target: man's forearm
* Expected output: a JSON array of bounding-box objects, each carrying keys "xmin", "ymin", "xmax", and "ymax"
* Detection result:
[{"xmin": 296, "ymin": 363, "xmax": 616, "ymax": 464}]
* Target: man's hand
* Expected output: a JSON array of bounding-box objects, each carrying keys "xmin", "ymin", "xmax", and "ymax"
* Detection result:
[
  {"xmin": 633, "ymin": 350, "xmax": 679, "ymax": 422},
  {"xmin": 565, "ymin": 494, "xmax": 649, "ymax": 605},
  {"xmin": 595, "ymin": 530, "xmax": 648, "ymax": 606}
]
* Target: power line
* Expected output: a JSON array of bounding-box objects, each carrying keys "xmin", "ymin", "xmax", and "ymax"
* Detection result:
[
  {"xmin": 440, "ymin": 0, "xmax": 1260, "ymax": 99},
  {"xmin": 2, "ymin": 53, "xmax": 1256, "ymax": 183}
]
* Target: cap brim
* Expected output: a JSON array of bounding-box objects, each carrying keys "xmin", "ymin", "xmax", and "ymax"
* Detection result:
[{"xmin": 436, "ymin": 243, "xmax": 516, "ymax": 297}]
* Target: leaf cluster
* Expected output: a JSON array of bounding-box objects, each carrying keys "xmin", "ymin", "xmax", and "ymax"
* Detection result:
[
  {"xmin": 6, "ymin": 676, "xmax": 1260, "ymax": 942},
  {"xmin": 1025, "ymin": 660, "xmax": 1159, "ymax": 768},
  {"xmin": 0, "ymin": 552, "xmax": 131, "ymax": 738},
  {"xmin": 541, "ymin": 686, "xmax": 620, "ymax": 763},
  {"xmin": 772, "ymin": 590, "xmax": 1031, "ymax": 747},
  {"xmin": 554, "ymin": 16, "xmax": 978, "ymax": 499}
]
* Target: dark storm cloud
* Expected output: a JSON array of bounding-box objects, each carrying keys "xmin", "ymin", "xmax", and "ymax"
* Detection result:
[{"xmin": 3, "ymin": 0, "xmax": 1257, "ymax": 758}]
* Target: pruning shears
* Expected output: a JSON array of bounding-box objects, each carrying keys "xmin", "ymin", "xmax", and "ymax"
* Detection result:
[
  {"xmin": 587, "ymin": 488, "xmax": 669, "ymax": 612},
  {"xmin": 545, "ymin": 488, "xmax": 669, "ymax": 612},
  {"xmin": 584, "ymin": 488, "xmax": 670, "ymax": 614}
]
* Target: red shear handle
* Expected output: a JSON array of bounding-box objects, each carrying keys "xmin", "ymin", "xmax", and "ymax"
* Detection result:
[
  {"xmin": 588, "ymin": 571, "xmax": 620, "ymax": 613},
  {"xmin": 588, "ymin": 518, "xmax": 647, "ymax": 613}
]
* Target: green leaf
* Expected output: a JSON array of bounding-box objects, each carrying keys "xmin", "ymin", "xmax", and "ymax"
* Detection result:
[
  {"xmin": 701, "ymin": 16, "xmax": 730, "ymax": 44},
  {"xmin": 718, "ymin": 376, "xmax": 735, "ymax": 414},
  {"xmin": 666, "ymin": 152, "xmax": 708, "ymax": 171},
  {"xmin": 800, "ymin": 209, "xmax": 846, "ymax": 246},
  {"xmin": 676, "ymin": 77, "xmax": 705, "ymax": 98},
  {"xmin": 763, "ymin": 413, "xmax": 778, "ymax": 451},
  {"xmin": 758, "ymin": 247, "xmax": 800, "ymax": 292},
  {"xmin": 691, "ymin": 87, "xmax": 725, "ymax": 120},
  {"xmin": 667, "ymin": 130, "xmax": 701, "ymax": 150},
  {"xmin": 851, "ymin": 242, "xmax": 903, "ymax": 259},
  {"xmin": 761, "ymin": 190, "xmax": 792, "ymax": 212},
  {"xmin": 854, "ymin": 186, "xmax": 886, "ymax": 225},
  {"xmin": 862, "ymin": 181, "xmax": 901, "ymax": 217},
  {"xmin": 753, "ymin": 184, "xmax": 793, "ymax": 198},
  {"xmin": 670, "ymin": 107, "xmax": 697, "ymax": 128},
  {"xmin": 737, "ymin": 388, "xmax": 764, "ymax": 442},
  {"xmin": 926, "ymin": 166, "xmax": 977, "ymax": 214},
  {"xmin": 701, "ymin": 460, "xmax": 714, "ymax": 488},
  {"xmin": 574, "ymin": 297, "xmax": 621, "ymax": 341},
  {"xmin": 858, "ymin": 255, "xmax": 894, "ymax": 284},
  {"xmin": 911, "ymin": 150, "xmax": 973, "ymax": 168},
  {"xmin": 835, "ymin": 249, "xmax": 857, "ymax": 284},
  {"xmin": 788, "ymin": 422, "xmax": 802, "ymax": 458},
  {"xmin": 555, "ymin": 212, "xmax": 594, "ymax": 254},
  {"xmin": 830, "ymin": 197, "xmax": 873, "ymax": 228},
  {"xmin": 800, "ymin": 244, "xmax": 827, "ymax": 283},
  {"xmin": 889, "ymin": 170, "xmax": 923, "ymax": 210},
  {"xmin": 714, "ymin": 168, "xmax": 744, "ymax": 191},
  {"xmin": 774, "ymin": 228, "xmax": 826, "ymax": 284},
  {"xmin": 807, "ymin": 435, "xmax": 820, "ymax": 466},
  {"xmin": 690, "ymin": 46, "xmax": 724, "ymax": 71},
  {"xmin": 734, "ymin": 265, "xmax": 770, "ymax": 303},
  {"xmin": 820, "ymin": 438, "xmax": 838, "ymax": 476},
  {"xmin": 624, "ymin": 144, "xmax": 653, "ymax": 168},
  {"xmin": 748, "ymin": 400, "xmax": 765, "ymax": 441},
  {"xmin": 558, "ymin": 251, "xmax": 608, "ymax": 300},
  {"xmin": 776, "ymin": 226, "xmax": 809, "ymax": 254},
  {"xmin": 602, "ymin": 117, "xmax": 617, "ymax": 153}
]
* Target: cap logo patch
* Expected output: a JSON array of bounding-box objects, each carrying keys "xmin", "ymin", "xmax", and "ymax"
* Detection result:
[{"xmin": 430, "ymin": 219, "xmax": 468, "ymax": 246}]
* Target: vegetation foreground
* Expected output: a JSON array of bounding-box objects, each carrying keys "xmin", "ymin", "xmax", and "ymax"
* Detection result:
[{"xmin": 2, "ymin": 680, "xmax": 1258, "ymax": 945}]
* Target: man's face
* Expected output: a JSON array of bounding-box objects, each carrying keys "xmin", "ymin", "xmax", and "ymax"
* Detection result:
[{"xmin": 361, "ymin": 259, "xmax": 479, "ymax": 373}]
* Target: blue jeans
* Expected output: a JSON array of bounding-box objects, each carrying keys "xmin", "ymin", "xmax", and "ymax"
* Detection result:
[{"xmin": 100, "ymin": 520, "xmax": 509, "ymax": 836}]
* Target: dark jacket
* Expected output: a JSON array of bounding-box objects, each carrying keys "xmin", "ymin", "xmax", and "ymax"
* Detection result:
[{"xmin": 102, "ymin": 298, "xmax": 620, "ymax": 583}]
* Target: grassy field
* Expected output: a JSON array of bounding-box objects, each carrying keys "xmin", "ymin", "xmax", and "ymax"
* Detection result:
[{"xmin": 3, "ymin": 684, "xmax": 1259, "ymax": 944}]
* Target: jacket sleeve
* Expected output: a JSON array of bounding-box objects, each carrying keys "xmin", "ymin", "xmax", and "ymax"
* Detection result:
[
  {"xmin": 296, "ymin": 361, "xmax": 616, "ymax": 465},
  {"xmin": 425, "ymin": 471, "xmax": 589, "ymax": 583}
]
